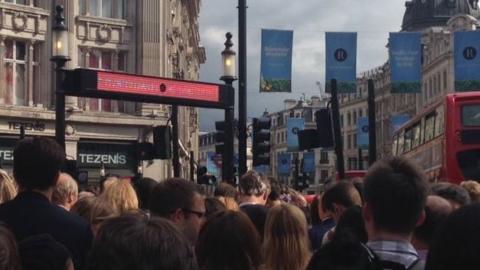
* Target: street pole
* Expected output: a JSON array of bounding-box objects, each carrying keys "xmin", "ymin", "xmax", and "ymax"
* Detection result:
[
  {"xmin": 358, "ymin": 148, "xmax": 363, "ymax": 170},
  {"xmin": 190, "ymin": 150, "xmax": 195, "ymax": 182},
  {"xmin": 368, "ymin": 79, "xmax": 377, "ymax": 166},
  {"xmin": 172, "ymin": 105, "xmax": 180, "ymax": 177},
  {"xmin": 331, "ymin": 79, "xmax": 346, "ymax": 179},
  {"xmin": 238, "ymin": 0, "xmax": 247, "ymax": 176},
  {"xmin": 223, "ymin": 105, "xmax": 235, "ymax": 184},
  {"xmin": 54, "ymin": 61, "xmax": 67, "ymax": 150}
]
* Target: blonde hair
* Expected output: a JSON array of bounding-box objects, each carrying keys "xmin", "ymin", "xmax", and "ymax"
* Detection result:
[
  {"xmin": 0, "ymin": 170, "xmax": 17, "ymax": 204},
  {"xmin": 263, "ymin": 204, "xmax": 311, "ymax": 270},
  {"xmin": 460, "ymin": 180, "xmax": 480, "ymax": 203},
  {"xmin": 101, "ymin": 179, "xmax": 139, "ymax": 214}
]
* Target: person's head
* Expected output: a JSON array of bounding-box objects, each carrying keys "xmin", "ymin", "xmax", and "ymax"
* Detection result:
[
  {"xmin": 87, "ymin": 214, "xmax": 197, "ymax": 270},
  {"xmin": 214, "ymin": 182, "xmax": 239, "ymax": 211},
  {"xmin": 431, "ymin": 182, "xmax": 471, "ymax": 209},
  {"xmin": 18, "ymin": 234, "xmax": 74, "ymax": 270},
  {"xmin": 238, "ymin": 170, "xmax": 270, "ymax": 205},
  {"xmin": 263, "ymin": 204, "xmax": 311, "ymax": 270},
  {"xmin": 204, "ymin": 197, "xmax": 227, "ymax": 219},
  {"xmin": 0, "ymin": 170, "xmax": 17, "ymax": 204},
  {"xmin": 413, "ymin": 195, "xmax": 453, "ymax": 251},
  {"xmin": 334, "ymin": 205, "xmax": 368, "ymax": 243},
  {"xmin": 52, "ymin": 173, "xmax": 79, "ymax": 210},
  {"xmin": 131, "ymin": 177, "xmax": 157, "ymax": 210},
  {"xmin": 100, "ymin": 174, "xmax": 120, "ymax": 193},
  {"xmin": 70, "ymin": 196, "xmax": 97, "ymax": 220},
  {"xmin": 363, "ymin": 157, "xmax": 428, "ymax": 238},
  {"xmin": 426, "ymin": 203, "xmax": 480, "ymax": 270},
  {"xmin": 310, "ymin": 195, "xmax": 321, "ymax": 226},
  {"xmin": 266, "ymin": 177, "xmax": 281, "ymax": 208},
  {"xmin": 322, "ymin": 181, "xmax": 362, "ymax": 222},
  {"xmin": 88, "ymin": 197, "xmax": 119, "ymax": 236},
  {"xmin": 13, "ymin": 137, "xmax": 65, "ymax": 192},
  {"xmin": 101, "ymin": 179, "xmax": 139, "ymax": 214},
  {"xmin": 149, "ymin": 178, "xmax": 205, "ymax": 244},
  {"xmin": 196, "ymin": 210, "xmax": 261, "ymax": 270},
  {"xmin": 460, "ymin": 180, "xmax": 480, "ymax": 203},
  {"xmin": 306, "ymin": 230, "xmax": 377, "ymax": 270},
  {"xmin": 0, "ymin": 223, "xmax": 21, "ymax": 270}
]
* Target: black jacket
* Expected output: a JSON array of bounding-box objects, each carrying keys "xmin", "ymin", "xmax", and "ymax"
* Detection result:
[{"xmin": 0, "ymin": 191, "xmax": 93, "ymax": 270}]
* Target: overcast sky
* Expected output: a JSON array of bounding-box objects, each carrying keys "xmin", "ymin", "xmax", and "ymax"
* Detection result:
[{"xmin": 198, "ymin": 0, "xmax": 407, "ymax": 131}]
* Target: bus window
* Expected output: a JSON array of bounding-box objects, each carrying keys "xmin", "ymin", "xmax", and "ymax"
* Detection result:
[
  {"xmin": 404, "ymin": 128, "xmax": 413, "ymax": 152},
  {"xmin": 462, "ymin": 104, "xmax": 480, "ymax": 126},
  {"xmin": 392, "ymin": 135, "xmax": 398, "ymax": 155},
  {"xmin": 425, "ymin": 114, "xmax": 435, "ymax": 141},
  {"xmin": 435, "ymin": 105, "xmax": 444, "ymax": 137},
  {"xmin": 398, "ymin": 131, "xmax": 405, "ymax": 154},
  {"xmin": 412, "ymin": 123, "xmax": 421, "ymax": 148},
  {"xmin": 457, "ymin": 150, "xmax": 480, "ymax": 181}
]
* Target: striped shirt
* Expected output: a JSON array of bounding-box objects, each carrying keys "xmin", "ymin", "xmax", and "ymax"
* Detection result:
[{"xmin": 367, "ymin": 240, "xmax": 420, "ymax": 269}]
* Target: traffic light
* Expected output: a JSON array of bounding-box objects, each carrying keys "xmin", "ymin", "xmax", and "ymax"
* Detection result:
[
  {"xmin": 153, "ymin": 126, "xmax": 172, "ymax": 159},
  {"xmin": 315, "ymin": 108, "xmax": 334, "ymax": 148},
  {"xmin": 252, "ymin": 117, "xmax": 271, "ymax": 166},
  {"xmin": 215, "ymin": 121, "xmax": 225, "ymax": 155}
]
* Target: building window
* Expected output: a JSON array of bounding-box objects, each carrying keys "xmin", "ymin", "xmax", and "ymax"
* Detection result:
[
  {"xmin": 320, "ymin": 151, "xmax": 328, "ymax": 164},
  {"xmin": 320, "ymin": 170, "xmax": 328, "ymax": 181},
  {"xmin": 347, "ymin": 112, "xmax": 351, "ymax": 127},
  {"xmin": 353, "ymin": 111, "xmax": 357, "ymax": 125},
  {"xmin": 443, "ymin": 70, "xmax": 447, "ymax": 91},
  {"xmin": 3, "ymin": 40, "xmax": 39, "ymax": 106},
  {"xmin": 340, "ymin": 114, "xmax": 344, "ymax": 128},
  {"xmin": 347, "ymin": 134, "xmax": 351, "ymax": 150},
  {"xmin": 4, "ymin": 0, "xmax": 28, "ymax": 5},
  {"xmin": 81, "ymin": 0, "xmax": 126, "ymax": 19},
  {"xmin": 359, "ymin": 109, "xmax": 363, "ymax": 118}
]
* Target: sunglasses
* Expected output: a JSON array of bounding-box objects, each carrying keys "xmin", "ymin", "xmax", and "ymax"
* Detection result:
[{"xmin": 182, "ymin": 209, "xmax": 206, "ymax": 219}]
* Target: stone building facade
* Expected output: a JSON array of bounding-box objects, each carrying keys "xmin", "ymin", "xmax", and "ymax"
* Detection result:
[
  {"xmin": 0, "ymin": 0, "xmax": 205, "ymax": 183},
  {"xmin": 339, "ymin": 0, "xmax": 480, "ymax": 169}
]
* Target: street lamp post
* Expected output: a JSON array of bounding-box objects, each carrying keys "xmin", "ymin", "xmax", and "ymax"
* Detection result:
[
  {"xmin": 220, "ymin": 32, "xmax": 237, "ymax": 184},
  {"xmin": 51, "ymin": 5, "xmax": 70, "ymax": 150},
  {"xmin": 238, "ymin": 0, "xmax": 247, "ymax": 177}
]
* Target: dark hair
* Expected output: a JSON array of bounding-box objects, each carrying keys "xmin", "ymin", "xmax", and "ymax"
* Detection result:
[
  {"xmin": 149, "ymin": 178, "xmax": 200, "ymax": 217},
  {"xmin": 18, "ymin": 234, "xmax": 72, "ymax": 270},
  {"xmin": 0, "ymin": 223, "xmax": 21, "ymax": 270},
  {"xmin": 431, "ymin": 182, "xmax": 471, "ymax": 207},
  {"xmin": 132, "ymin": 177, "xmax": 157, "ymax": 210},
  {"xmin": 310, "ymin": 195, "xmax": 321, "ymax": 226},
  {"xmin": 196, "ymin": 210, "xmax": 262, "ymax": 270},
  {"xmin": 70, "ymin": 196, "xmax": 97, "ymax": 221},
  {"xmin": 87, "ymin": 214, "xmax": 197, "ymax": 270},
  {"xmin": 214, "ymin": 182, "xmax": 237, "ymax": 198},
  {"xmin": 13, "ymin": 137, "xmax": 65, "ymax": 190},
  {"xmin": 204, "ymin": 197, "xmax": 226, "ymax": 219},
  {"xmin": 322, "ymin": 181, "xmax": 360, "ymax": 212},
  {"xmin": 426, "ymin": 203, "xmax": 480, "ymax": 270},
  {"xmin": 268, "ymin": 177, "xmax": 281, "ymax": 201},
  {"xmin": 363, "ymin": 157, "xmax": 428, "ymax": 234},
  {"xmin": 307, "ymin": 230, "xmax": 378, "ymax": 270},
  {"xmin": 239, "ymin": 171, "xmax": 269, "ymax": 196},
  {"xmin": 335, "ymin": 206, "xmax": 368, "ymax": 243}
]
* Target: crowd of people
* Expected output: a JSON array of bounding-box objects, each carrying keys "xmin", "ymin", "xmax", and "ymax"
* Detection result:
[{"xmin": 1, "ymin": 136, "xmax": 480, "ymax": 270}]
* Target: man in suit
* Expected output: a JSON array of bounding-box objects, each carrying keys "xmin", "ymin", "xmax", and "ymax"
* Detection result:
[{"xmin": 0, "ymin": 137, "xmax": 92, "ymax": 270}]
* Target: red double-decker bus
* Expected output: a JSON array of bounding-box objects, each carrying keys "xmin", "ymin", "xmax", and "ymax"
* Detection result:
[{"xmin": 392, "ymin": 92, "xmax": 480, "ymax": 184}]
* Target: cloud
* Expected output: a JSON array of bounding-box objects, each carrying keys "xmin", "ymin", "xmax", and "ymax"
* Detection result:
[{"xmin": 199, "ymin": 0, "xmax": 407, "ymax": 131}]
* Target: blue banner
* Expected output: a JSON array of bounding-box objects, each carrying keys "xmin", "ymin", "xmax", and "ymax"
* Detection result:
[
  {"xmin": 454, "ymin": 31, "xmax": 480, "ymax": 91},
  {"xmin": 391, "ymin": 114, "xmax": 410, "ymax": 132},
  {"xmin": 302, "ymin": 152, "xmax": 315, "ymax": 173},
  {"xmin": 357, "ymin": 117, "xmax": 369, "ymax": 149},
  {"xmin": 287, "ymin": 118, "xmax": 305, "ymax": 151},
  {"xmin": 260, "ymin": 29, "xmax": 294, "ymax": 92},
  {"xmin": 325, "ymin": 32, "xmax": 357, "ymax": 93},
  {"xmin": 389, "ymin": 32, "xmax": 422, "ymax": 93},
  {"xmin": 277, "ymin": 153, "xmax": 292, "ymax": 176},
  {"xmin": 206, "ymin": 152, "xmax": 220, "ymax": 177},
  {"xmin": 254, "ymin": 165, "xmax": 269, "ymax": 175}
]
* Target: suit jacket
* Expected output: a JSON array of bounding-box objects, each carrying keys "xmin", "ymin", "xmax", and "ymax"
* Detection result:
[
  {"xmin": 240, "ymin": 204, "xmax": 268, "ymax": 239},
  {"xmin": 0, "ymin": 191, "xmax": 93, "ymax": 270}
]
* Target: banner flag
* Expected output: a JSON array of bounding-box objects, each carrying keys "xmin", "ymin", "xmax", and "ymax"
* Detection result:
[
  {"xmin": 277, "ymin": 153, "xmax": 292, "ymax": 176},
  {"xmin": 325, "ymin": 32, "xmax": 357, "ymax": 93},
  {"xmin": 389, "ymin": 32, "xmax": 422, "ymax": 93},
  {"xmin": 302, "ymin": 152, "xmax": 315, "ymax": 173},
  {"xmin": 260, "ymin": 29, "xmax": 294, "ymax": 92},
  {"xmin": 454, "ymin": 31, "xmax": 480, "ymax": 91},
  {"xmin": 357, "ymin": 117, "xmax": 369, "ymax": 149},
  {"xmin": 391, "ymin": 114, "xmax": 411, "ymax": 132},
  {"xmin": 287, "ymin": 118, "xmax": 305, "ymax": 151},
  {"xmin": 206, "ymin": 152, "xmax": 220, "ymax": 177}
]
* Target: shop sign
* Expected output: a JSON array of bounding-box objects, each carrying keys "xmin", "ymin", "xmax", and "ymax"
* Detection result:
[
  {"xmin": 0, "ymin": 139, "xmax": 17, "ymax": 166},
  {"xmin": 77, "ymin": 142, "xmax": 135, "ymax": 169}
]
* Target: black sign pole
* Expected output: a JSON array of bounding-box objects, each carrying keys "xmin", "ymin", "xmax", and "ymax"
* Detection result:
[
  {"xmin": 55, "ymin": 63, "xmax": 67, "ymax": 150},
  {"xmin": 190, "ymin": 150, "xmax": 195, "ymax": 182},
  {"xmin": 238, "ymin": 0, "xmax": 248, "ymax": 176},
  {"xmin": 172, "ymin": 105, "xmax": 180, "ymax": 177},
  {"xmin": 368, "ymin": 79, "xmax": 377, "ymax": 166},
  {"xmin": 331, "ymin": 79, "xmax": 345, "ymax": 179},
  {"xmin": 358, "ymin": 148, "xmax": 363, "ymax": 170},
  {"xmin": 223, "ymin": 106, "xmax": 235, "ymax": 184}
]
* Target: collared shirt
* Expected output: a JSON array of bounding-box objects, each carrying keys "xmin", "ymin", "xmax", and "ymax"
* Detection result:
[
  {"xmin": 238, "ymin": 201, "xmax": 258, "ymax": 208},
  {"xmin": 367, "ymin": 240, "xmax": 420, "ymax": 269}
]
